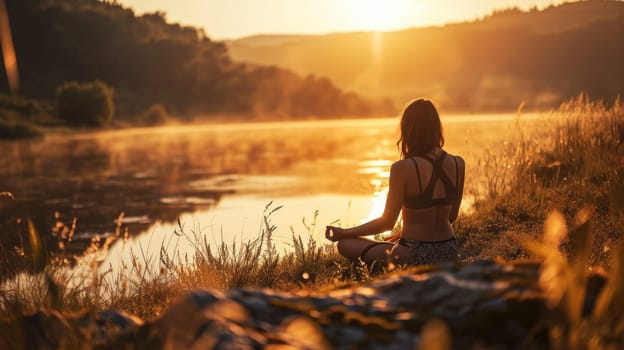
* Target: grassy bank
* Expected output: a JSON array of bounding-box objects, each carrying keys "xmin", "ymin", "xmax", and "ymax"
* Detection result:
[
  {"xmin": 458, "ymin": 95, "xmax": 624, "ymax": 266},
  {"xmin": 0, "ymin": 96, "xmax": 623, "ymax": 347}
]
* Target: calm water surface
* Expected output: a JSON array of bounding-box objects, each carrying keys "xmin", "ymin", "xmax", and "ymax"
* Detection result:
[{"xmin": 1, "ymin": 114, "xmax": 541, "ymax": 275}]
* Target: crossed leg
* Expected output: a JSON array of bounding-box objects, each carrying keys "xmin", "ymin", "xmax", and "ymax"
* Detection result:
[{"xmin": 336, "ymin": 237, "xmax": 413, "ymax": 268}]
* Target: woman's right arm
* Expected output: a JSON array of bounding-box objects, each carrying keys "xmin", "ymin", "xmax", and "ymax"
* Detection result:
[{"xmin": 326, "ymin": 161, "xmax": 406, "ymax": 241}]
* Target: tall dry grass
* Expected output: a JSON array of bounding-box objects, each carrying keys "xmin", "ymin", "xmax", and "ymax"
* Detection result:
[
  {"xmin": 456, "ymin": 95, "xmax": 624, "ymax": 348},
  {"xmin": 458, "ymin": 95, "xmax": 624, "ymax": 264},
  {"xmin": 525, "ymin": 208, "xmax": 624, "ymax": 349}
]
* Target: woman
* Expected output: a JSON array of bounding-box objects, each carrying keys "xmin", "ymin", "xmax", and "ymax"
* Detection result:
[{"xmin": 325, "ymin": 99, "xmax": 465, "ymax": 268}]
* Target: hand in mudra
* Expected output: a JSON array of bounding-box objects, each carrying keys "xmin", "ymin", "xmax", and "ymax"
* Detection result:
[{"xmin": 325, "ymin": 226, "xmax": 345, "ymax": 242}]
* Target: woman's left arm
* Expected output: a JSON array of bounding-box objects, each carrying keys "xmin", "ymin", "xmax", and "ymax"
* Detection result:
[
  {"xmin": 326, "ymin": 162, "xmax": 405, "ymax": 241},
  {"xmin": 449, "ymin": 156, "xmax": 465, "ymax": 223}
]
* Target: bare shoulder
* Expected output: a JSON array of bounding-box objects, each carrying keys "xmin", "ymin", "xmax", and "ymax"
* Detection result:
[
  {"xmin": 448, "ymin": 153, "xmax": 465, "ymax": 166},
  {"xmin": 391, "ymin": 158, "xmax": 413, "ymax": 170},
  {"xmin": 390, "ymin": 159, "xmax": 413, "ymax": 176}
]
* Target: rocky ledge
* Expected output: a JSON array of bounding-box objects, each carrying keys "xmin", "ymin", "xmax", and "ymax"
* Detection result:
[{"xmin": 2, "ymin": 260, "xmax": 601, "ymax": 349}]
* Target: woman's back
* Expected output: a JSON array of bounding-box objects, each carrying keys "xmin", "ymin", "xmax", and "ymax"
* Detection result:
[{"xmin": 401, "ymin": 149, "xmax": 463, "ymax": 241}]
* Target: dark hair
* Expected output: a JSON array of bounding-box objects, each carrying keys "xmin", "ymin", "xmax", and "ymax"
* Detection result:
[{"xmin": 396, "ymin": 99, "xmax": 444, "ymax": 158}]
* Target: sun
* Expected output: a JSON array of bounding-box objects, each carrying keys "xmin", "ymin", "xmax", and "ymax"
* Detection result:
[{"xmin": 343, "ymin": 0, "xmax": 409, "ymax": 31}]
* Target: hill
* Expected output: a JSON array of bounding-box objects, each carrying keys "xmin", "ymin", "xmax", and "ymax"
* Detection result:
[
  {"xmin": 227, "ymin": 0, "xmax": 624, "ymax": 111},
  {"xmin": 0, "ymin": 0, "xmax": 392, "ymax": 121}
]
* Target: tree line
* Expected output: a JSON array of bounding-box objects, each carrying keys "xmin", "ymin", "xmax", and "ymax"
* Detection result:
[{"xmin": 0, "ymin": 0, "xmax": 393, "ymax": 126}]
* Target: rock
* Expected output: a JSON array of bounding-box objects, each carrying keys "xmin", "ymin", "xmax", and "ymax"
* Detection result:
[
  {"xmin": 148, "ymin": 260, "xmax": 545, "ymax": 349},
  {"xmin": 76, "ymin": 309, "xmax": 143, "ymax": 346},
  {"xmin": 7, "ymin": 260, "xmax": 602, "ymax": 349}
]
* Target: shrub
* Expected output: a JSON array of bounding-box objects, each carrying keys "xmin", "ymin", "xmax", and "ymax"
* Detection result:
[
  {"xmin": 0, "ymin": 94, "xmax": 44, "ymax": 121},
  {"xmin": 56, "ymin": 81, "xmax": 114, "ymax": 127},
  {"xmin": 138, "ymin": 104, "xmax": 168, "ymax": 126},
  {"xmin": 0, "ymin": 117, "xmax": 43, "ymax": 139}
]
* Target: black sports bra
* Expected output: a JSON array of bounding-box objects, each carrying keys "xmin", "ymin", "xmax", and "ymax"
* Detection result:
[{"xmin": 404, "ymin": 151, "xmax": 459, "ymax": 210}]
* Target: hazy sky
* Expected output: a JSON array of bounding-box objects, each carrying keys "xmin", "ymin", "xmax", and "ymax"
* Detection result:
[{"xmin": 117, "ymin": 0, "xmax": 569, "ymax": 39}]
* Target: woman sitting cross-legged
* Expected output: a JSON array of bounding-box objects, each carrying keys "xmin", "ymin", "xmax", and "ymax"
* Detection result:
[{"xmin": 325, "ymin": 98, "xmax": 465, "ymax": 269}]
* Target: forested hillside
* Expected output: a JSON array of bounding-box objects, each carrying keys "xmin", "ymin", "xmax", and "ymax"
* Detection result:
[
  {"xmin": 228, "ymin": 0, "xmax": 624, "ymax": 111},
  {"xmin": 0, "ymin": 0, "xmax": 392, "ymax": 120}
]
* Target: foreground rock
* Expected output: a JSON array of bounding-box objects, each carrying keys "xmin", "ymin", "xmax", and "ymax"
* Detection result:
[{"xmin": 3, "ymin": 260, "xmax": 557, "ymax": 349}]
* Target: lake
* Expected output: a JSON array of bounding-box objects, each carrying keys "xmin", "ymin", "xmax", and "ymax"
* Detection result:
[{"xmin": 0, "ymin": 113, "xmax": 541, "ymax": 276}]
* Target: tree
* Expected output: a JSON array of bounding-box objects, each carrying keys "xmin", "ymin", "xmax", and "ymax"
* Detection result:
[{"xmin": 56, "ymin": 80, "xmax": 114, "ymax": 126}]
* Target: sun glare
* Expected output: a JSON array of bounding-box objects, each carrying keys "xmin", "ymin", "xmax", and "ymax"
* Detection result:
[{"xmin": 343, "ymin": 0, "xmax": 410, "ymax": 31}]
